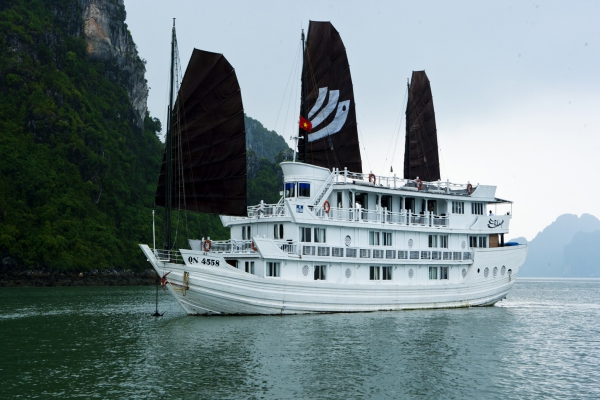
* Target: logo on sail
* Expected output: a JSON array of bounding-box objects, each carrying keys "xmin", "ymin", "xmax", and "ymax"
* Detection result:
[{"xmin": 306, "ymin": 87, "xmax": 350, "ymax": 142}]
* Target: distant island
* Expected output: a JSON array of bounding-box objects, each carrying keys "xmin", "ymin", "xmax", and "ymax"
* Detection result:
[{"xmin": 511, "ymin": 213, "xmax": 600, "ymax": 278}]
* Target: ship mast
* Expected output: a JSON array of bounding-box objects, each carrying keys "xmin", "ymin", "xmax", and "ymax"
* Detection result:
[
  {"xmin": 165, "ymin": 18, "xmax": 176, "ymax": 250},
  {"xmin": 301, "ymin": 28, "xmax": 307, "ymax": 164}
]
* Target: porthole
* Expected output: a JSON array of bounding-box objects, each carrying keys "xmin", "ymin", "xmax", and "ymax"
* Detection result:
[
  {"xmin": 484, "ymin": 267, "xmax": 489, "ymax": 278},
  {"xmin": 462, "ymin": 269, "xmax": 467, "ymax": 278},
  {"xmin": 501, "ymin": 265, "xmax": 506, "ymax": 275},
  {"xmin": 493, "ymin": 267, "xmax": 498, "ymax": 277},
  {"xmin": 408, "ymin": 268, "xmax": 414, "ymax": 278},
  {"xmin": 408, "ymin": 239, "xmax": 414, "ymax": 249},
  {"xmin": 302, "ymin": 265, "xmax": 309, "ymax": 276},
  {"xmin": 345, "ymin": 235, "xmax": 351, "ymax": 247},
  {"xmin": 345, "ymin": 268, "xmax": 351, "ymax": 278}
]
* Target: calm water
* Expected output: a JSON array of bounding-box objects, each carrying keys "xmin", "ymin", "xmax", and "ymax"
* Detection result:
[{"xmin": 1, "ymin": 279, "xmax": 599, "ymax": 399}]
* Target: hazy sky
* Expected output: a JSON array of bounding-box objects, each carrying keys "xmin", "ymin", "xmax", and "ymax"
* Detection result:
[{"xmin": 124, "ymin": 0, "xmax": 599, "ymax": 241}]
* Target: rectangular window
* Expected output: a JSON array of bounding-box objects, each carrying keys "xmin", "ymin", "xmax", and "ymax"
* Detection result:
[
  {"xmin": 429, "ymin": 267, "xmax": 438, "ymax": 280},
  {"xmin": 317, "ymin": 246, "xmax": 330, "ymax": 256},
  {"xmin": 398, "ymin": 251, "xmax": 408, "ymax": 259},
  {"xmin": 284, "ymin": 182, "xmax": 295, "ymax": 198},
  {"xmin": 385, "ymin": 250, "xmax": 396, "ymax": 259},
  {"xmin": 332, "ymin": 247, "xmax": 344, "ymax": 257},
  {"xmin": 478, "ymin": 236, "xmax": 487, "ymax": 248},
  {"xmin": 443, "ymin": 252, "xmax": 452, "ymax": 260},
  {"xmin": 428, "ymin": 235, "xmax": 438, "ymax": 248},
  {"xmin": 471, "ymin": 202, "xmax": 484, "ymax": 215},
  {"xmin": 245, "ymin": 261, "xmax": 255, "ymax": 274},
  {"xmin": 382, "ymin": 266, "xmax": 392, "ymax": 280},
  {"xmin": 314, "ymin": 265, "xmax": 326, "ymax": 280},
  {"xmin": 360, "ymin": 249, "xmax": 371, "ymax": 258},
  {"xmin": 469, "ymin": 236, "xmax": 478, "ymax": 248},
  {"xmin": 370, "ymin": 266, "xmax": 380, "ymax": 280},
  {"xmin": 373, "ymin": 249, "xmax": 384, "ymax": 259},
  {"xmin": 453, "ymin": 252, "xmax": 462, "ymax": 260},
  {"xmin": 440, "ymin": 266, "xmax": 449, "ymax": 280},
  {"xmin": 345, "ymin": 248, "xmax": 357, "ymax": 258},
  {"xmin": 432, "ymin": 251, "xmax": 441, "ymax": 260},
  {"xmin": 300, "ymin": 227, "xmax": 312, "ymax": 242},
  {"xmin": 266, "ymin": 262, "xmax": 280, "ymax": 277},
  {"xmin": 274, "ymin": 224, "xmax": 284, "ymax": 239},
  {"xmin": 421, "ymin": 251, "xmax": 431, "ymax": 259},
  {"xmin": 440, "ymin": 235, "xmax": 448, "ymax": 248},
  {"xmin": 302, "ymin": 245, "xmax": 315, "ymax": 256},
  {"xmin": 242, "ymin": 225, "xmax": 251, "ymax": 240},
  {"xmin": 337, "ymin": 192, "xmax": 343, "ymax": 208},
  {"xmin": 410, "ymin": 251, "xmax": 419, "ymax": 259},
  {"xmin": 298, "ymin": 182, "xmax": 310, "ymax": 197},
  {"xmin": 452, "ymin": 201, "xmax": 464, "ymax": 214},
  {"xmin": 369, "ymin": 231, "xmax": 380, "ymax": 246},
  {"xmin": 383, "ymin": 232, "xmax": 392, "ymax": 246},
  {"xmin": 314, "ymin": 228, "xmax": 326, "ymax": 243}
]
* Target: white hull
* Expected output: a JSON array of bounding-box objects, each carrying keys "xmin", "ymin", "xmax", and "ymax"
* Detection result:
[{"xmin": 140, "ymin": 244, "xmax": 527, "ymax": 315}]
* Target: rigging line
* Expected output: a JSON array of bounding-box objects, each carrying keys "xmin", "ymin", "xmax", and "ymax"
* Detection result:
[
  {"xmin": 355, "ymin": 106, "xmax": 371, "ymax": 173},
  {"xmin": 438, "ymin": 142, "xmax": 449, "ymax": 180},
  {"xmin": 273, "ymin": 40, "xmax": 302, "ymax": 140},
  {"xmin": 387, "ymin": 84, "xmax": 409, "ymax": 175},
  {"xmin": 282, "ymin": 50, "xmax": 299, "ymax": 151}
]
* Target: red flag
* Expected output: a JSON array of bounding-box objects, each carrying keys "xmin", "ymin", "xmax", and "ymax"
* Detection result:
[{"xmin": 299, "ymin": 116, "xmax": 312, "ymax": 132}]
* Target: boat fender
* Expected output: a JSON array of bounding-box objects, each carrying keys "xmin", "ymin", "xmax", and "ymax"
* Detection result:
[
  {"xmin": 467, "ymin": 183, "xmax": 473, "ymax": 195},
  {"xmin": 323, "ymin": 200, "xmax": 331, "ymax": 213},
  {"xmin": 415, "ymin": 178, "xmax": 423, "ymax": 191},
  {"xmin": 203, "ymin": 239, "xmax": 212, "ymax": 252},
  {"xmin": 251, "ymin": 241, "xmax": 257, "ymax": 252},
  {"xmin": 368, "ymin": 173, "xmax": 376, "ymax": 185}
]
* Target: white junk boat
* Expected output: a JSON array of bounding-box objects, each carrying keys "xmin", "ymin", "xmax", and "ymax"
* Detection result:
[{"xmin": 140, "ymin": 21, "xmax": 527, "ymax": 315}]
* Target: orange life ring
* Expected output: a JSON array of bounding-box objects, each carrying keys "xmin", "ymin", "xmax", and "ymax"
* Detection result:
[
  {"xmin": 415, "ymin": 178, "xmax": 423, "ymax": 191},
  {"xmin": 251, "ymin": 241, "xmax": 257, "ymax": 252},
  {"xmin": 368, "ymin": 173, "xmax": 376, "ymax": 185},
  {"xmin": 203, "ymin": 239, "xmax": 211, "ymax": 252},
  {"xmin": 323, "ymin": 200, "xmax": 331, "ymax": 213},
  {"xmin": 467, "ymin": 183, "xmax": 473, "ymax": 195}
]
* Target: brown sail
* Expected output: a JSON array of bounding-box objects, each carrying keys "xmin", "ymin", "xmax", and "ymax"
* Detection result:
[
  {"xmin": 297, "ymin": 21, "xmax": 362, "ymax": 173},
  {"xmin": 155, "ymin": 49, "xmax": 247, "ymax": 216},
  {"xmin": 404, "ymin": 71, "xmax": 440, "ymax": 182}
]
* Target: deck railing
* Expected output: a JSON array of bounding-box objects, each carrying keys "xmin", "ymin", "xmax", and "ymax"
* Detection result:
[
  {"xmin": 309, "ymin": 206, "xmax": 449, "ymax": 227},
  {"xmin": 153, "ymin": 249, "xmax": 184, "ymax": 264}
]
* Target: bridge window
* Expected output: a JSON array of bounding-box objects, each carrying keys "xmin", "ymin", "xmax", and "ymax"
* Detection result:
[
  {"xmin": 469, "ymin": 236, "xmax": 478, "ymax": 248},
  {"xmin": 284, "ymin": 182, "xmax": 295, "ymax": 198},
  {"xmin": 300, "ymin": 227, "xmax": 311, "ymax": 242},
  {"xmin": 472, "ymin": 202, "xmax": 484, "ymax": 215},
  {"xmin": 298, "ymin": 182, "xmax": 311, "ymax": 197},
  {"xmin": 478, "ymin": 236, "xmax": 487, "ymax": 248}
]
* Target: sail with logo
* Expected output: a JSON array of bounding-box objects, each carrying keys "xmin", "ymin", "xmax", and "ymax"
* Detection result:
[
  {"xmin": 404, "ymin": 71, "xmax": 440, "ymax": 182},
  {"xmin": 297, "ymin": 21, "xmax": 362, "ymax": 173}
]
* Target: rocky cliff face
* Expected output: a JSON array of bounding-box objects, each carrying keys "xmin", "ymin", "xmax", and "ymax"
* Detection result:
[{"xmin": 80, "ymin": 0, "xmax": 148, "ymax": 128}]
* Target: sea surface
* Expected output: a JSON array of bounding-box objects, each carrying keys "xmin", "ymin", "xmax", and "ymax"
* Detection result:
[{"xmin": 1, "ymin": 279, "xmax": 599, "ymax": 399}]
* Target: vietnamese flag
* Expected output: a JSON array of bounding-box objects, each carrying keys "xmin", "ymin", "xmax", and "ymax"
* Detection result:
[{"xmin": 299, "ymin": 116, "xmax": 312, "ymax": 132}]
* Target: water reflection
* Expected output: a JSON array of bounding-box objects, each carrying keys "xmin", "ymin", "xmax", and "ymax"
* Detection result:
[{"xmin": 1, "ymin": 280, "xmax": 599, "ymax": 398}]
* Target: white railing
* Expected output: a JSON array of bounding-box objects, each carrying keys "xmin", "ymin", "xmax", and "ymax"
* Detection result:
[
  {"xmin": 309, "ymin": 206, "xmax": 449, "ymax": 227},
  {"xmin": 153, "ymin": 249, "xmax": 184, "ymax": 264},
  {"xmin": 209, "ymin": 240, "xmax": 255, "ymax": 254},
  {"xmin": 247, "ymin": 201, "xmax": 288, "ymax": 218}
]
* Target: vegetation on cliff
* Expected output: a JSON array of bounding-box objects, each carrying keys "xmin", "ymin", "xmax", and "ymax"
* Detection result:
[{"xmin": 0, "ymin": 1, "xmax": 291, "ymax": 273}]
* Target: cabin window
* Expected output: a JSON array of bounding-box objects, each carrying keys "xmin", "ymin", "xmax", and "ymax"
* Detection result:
[
  {"xmin": 284, "ymin": 182, "xmax": 296, "ymax": 198},
  {"xmin": 245, "ymin": 261, "xmax": 254, "ymax": 274},
  {"xmin": 266, "ymin": 262, "xmax": 280, "ymax": 277},
  {"xmin": 370, "ymin": 266, "xmax": 380, "ymax": 280},
  {"xmin": 227, "ymin": 260, "xmax": 238, "ymax": 268},
  {"xmin": 314, "ymin": 265, "xmax": 327, "ymax": 280},
  {"xmin": 428, "ymin": 235, "xmax": 438, "ymax": 248},
  {"xmin": 381, "ymin": 195, "xmax": 392, "ymax": 212},
  {"xmin": 427, "ymin": 200, "xmax": 437, "ymax": 213},
  {"xmin": 405, "ymin": 197, "xmax": 415, "ymax": 213},
  {"xmin": 429, "ymin": 267, "xmax": 438, "ymax": 280},
  {"xmin": 314, "ymin": 228, "xmax": 326, "ymax": 243},
  {"xmin": 298, "ymin": 182, "xmax": 311, "ymax": 197},
  {"xmin": 472, "ymin": 202, "xmax": 484, "ymax": 215},
  {"xmin": 242, "ymin": 225, "xmax": 251, "ymax": 240},
  {"xmin": 274, "ymin": 224, "xmax": 284, "ymax": 239},
  {"xmin": 452, "ymin": 201, "xmax": 464, "ymax": 214},
  {"xmin": 337, "ymin": 192, "xmax": 343, "ymax": 208},
  {"xmin": 382, "ymin": 266, "xmax": 392, "ymax": 280},
  {"xmin": 440, "ymin": 235, "xmax": 448, "ymax": 248},
  {"xmin": 300, "ymin": 227, "xmax": 312, "ymax": 242},
  {"xmin": 469, "ymin": 236, "xmax": 478, "ymax": 248},
  {"xmin": 369, "ymin": 231, "xmax": 380, "ymax": 246},
  {"xmin": 440, "ymin": 266, "xmax": 449, "ymax": 280},
  {"xmin": 356, "ymin": 193, "xmax": 367, "ymax": 209},
  {"xmin": 383, "ymin": 232, "xmax": 392, "ymax": 246},
  {"xmin": 478, "ymin": 236, "xmax": 487, "ymax": 248}
]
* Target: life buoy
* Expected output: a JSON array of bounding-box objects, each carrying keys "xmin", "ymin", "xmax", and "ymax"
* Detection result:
[
  {"xmin": 251, "ymin": 241, "xmax": 257, "ymax": 252},
  {"xmin": 203, "ymin": 239, "xmax": 211, "ymax": 252},
  {"xmin": 368, "ymin": 173, "xmax": 376, "ymax": 185},
  {"xmin": 323, "ymin": 200, "xmax": 331, "ymax": 213},
  {"xmin": 415, "ymin": 178, "xmax": 423, "ymax": 191},
  {"xmin": 467, "ymin": 183, "xmax": 473, "ymax": 195}
]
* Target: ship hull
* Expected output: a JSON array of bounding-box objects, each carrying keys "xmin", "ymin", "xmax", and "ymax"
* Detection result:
[{"xmin": 140, "ymin": 244, "xmax": 527, "ymax": 315}]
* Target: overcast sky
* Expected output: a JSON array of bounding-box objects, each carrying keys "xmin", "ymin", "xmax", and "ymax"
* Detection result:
[{"xmin": 124, "ymin": 0, "xmax": 599, "ymax": 241}]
